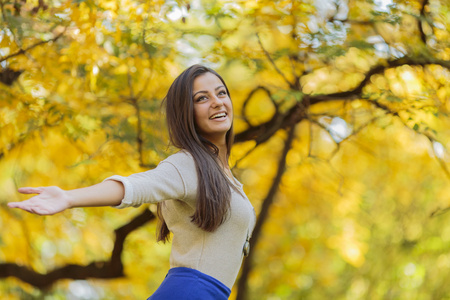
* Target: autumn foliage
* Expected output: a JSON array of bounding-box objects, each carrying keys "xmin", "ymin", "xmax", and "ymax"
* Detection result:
[{"xmin": 1, "ymin": 0, "xmax": 450, "ymax": 299}]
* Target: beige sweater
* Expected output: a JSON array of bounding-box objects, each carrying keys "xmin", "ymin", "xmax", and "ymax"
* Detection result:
[{"xmin": 106, "ymin": 151, "xmax": 256, "ymax": 288}]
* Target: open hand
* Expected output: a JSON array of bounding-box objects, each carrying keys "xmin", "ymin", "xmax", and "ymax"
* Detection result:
[{"xmin": 8, "ymin": 186, "xmax": 71, "ymax": 215}]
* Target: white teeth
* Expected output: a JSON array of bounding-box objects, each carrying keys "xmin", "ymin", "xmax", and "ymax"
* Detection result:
[{"xmin": 210, "ymin": 112, "xmax": 227, "ymax": 119}]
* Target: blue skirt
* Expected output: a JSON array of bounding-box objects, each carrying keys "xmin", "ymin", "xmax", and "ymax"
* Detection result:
[{"xmin": 147, "ymin": 267, "xmax": 231, "ymax": 300}]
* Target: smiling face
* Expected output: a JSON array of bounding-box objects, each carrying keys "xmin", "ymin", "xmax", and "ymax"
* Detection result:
[{"xmin": 192, "ymin": 72, "xmax": 233, "ymax": 146}]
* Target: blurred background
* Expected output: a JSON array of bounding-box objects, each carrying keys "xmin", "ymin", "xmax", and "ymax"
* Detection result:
[{"xmin": 1, "ymin": 0, "xmax": 450, "ymax": 299}]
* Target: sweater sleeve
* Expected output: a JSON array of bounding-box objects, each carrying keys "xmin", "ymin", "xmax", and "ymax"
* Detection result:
[{"xmin": 104, "ymin": 151, "xmax": 198, "ymax": 209}]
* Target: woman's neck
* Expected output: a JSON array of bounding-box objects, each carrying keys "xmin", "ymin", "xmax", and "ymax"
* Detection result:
[
  {"xmin": 217, "ymin": 145, "xmax": 229, "ymax": 169},
  {"xmin": 206, "ymin": 136, "xmax": 230, "ymax": 172}
]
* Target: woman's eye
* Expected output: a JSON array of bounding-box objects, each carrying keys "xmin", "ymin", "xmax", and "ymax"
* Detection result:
[
  {"xmin": 218, "ymin": 90, "xmax": 227, "ymax": 96},
  {"xmin": 196, "ymin": 96, "xmax": 207, "ymax": 102}
]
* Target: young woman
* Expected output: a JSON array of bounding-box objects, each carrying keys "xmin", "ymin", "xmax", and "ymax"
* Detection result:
[{"xmin": 8, "ymin": 65, "xmax": 256, "ymax": 300}]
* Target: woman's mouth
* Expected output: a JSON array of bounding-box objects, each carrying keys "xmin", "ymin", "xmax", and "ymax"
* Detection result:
[{"xmin": 209, "ymin": 112, "xmax": 227, "ymax": 120}]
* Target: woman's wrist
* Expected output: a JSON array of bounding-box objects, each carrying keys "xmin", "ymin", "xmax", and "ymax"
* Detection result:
[{"xmin": 65, "ymin": 189, "xmax": 77, "ymax": 209}]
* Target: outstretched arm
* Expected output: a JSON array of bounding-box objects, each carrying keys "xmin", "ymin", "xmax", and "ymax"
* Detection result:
[{"xmin": 7, "ymin": 180, "xmax": 124, "ymax": 215}]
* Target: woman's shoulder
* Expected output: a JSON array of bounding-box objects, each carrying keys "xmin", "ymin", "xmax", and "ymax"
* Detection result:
[
  {"xmin": 161, "ymin": 150, "xmax": 196, "ymax": 172},
  {"xmin": 164, "ymin": 149, "xmax": 193, "ymax": 162},
  {"xmin": 161, "ymin": 150, "xmax": 198, "ymax": 196}
]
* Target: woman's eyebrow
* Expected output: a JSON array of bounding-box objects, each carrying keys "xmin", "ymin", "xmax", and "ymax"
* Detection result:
[{"xmin": 193, "ymin": 85, "xmax": 225, "ymax": 98}]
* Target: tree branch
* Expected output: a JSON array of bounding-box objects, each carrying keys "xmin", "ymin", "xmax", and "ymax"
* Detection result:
[
  {"xmin": 235, "ymin": 101, "xmax": 304, "ymax": 144},
  {"xmin": 236, "ymin": 124, "xmax": 296, "ymax": 300},
  {"xmin": 0, "ymin": 209, "xmax": 155, "ymax": 289},
  {"xmin": 241, "ymin": 85, "xmax": 278, "ymax": 126},
  {"xmin": 0, "ymin": 114, "xmax": 63, "ymax": 161},
  {"xmin": 234, "ymin": 56, "xmax": 450, "ymax": 144},
  {"xmin": 418, "ymin": 0, "xmax": 430, "ymax": 45},
  {"xmin": 0, "ymin": 30, "xmax": 65, "ymax": 63},
  {"xmin": 256, "ymin": 33, "xmax": 295, "ymax": 89},
  {"xmin": 125, "ymin": 72, "xmax": 157, "ymax": 169},
  {"xmin": 430, "ymin": 206, "xmax": 450, "ymax": 218}
]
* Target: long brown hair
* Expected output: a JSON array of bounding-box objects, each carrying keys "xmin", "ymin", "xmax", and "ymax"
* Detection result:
[{"xmin": 157, "ymin": 65, "xmax": 234, "ymax": 242}]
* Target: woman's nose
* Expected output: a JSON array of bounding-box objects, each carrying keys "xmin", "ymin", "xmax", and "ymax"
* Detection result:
[{"xmin": 211, "ymin": 96, "xmax": 224, "ymax": 107}]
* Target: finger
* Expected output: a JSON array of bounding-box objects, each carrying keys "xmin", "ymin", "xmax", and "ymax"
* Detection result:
[
  {"xmin": 8, "ymin": 202, "xmax": 40, "ymax": 214},
  {"xmin": 7, "ymin": 202, "xmax": 20, "ymax": 208},
  {"xmin": 28, "ymin": 206, "xmax": 42, "ymax": 215},
  {"xmin": 18, "ymin": 187, "xmax": 44, "ymax": 194},
  {"xmin": 8, "ymin": 202, "xmax": 29, "ymax": 212},
  {"xmin": 22, "ymin": 206, "xmax": 39, "ymax": 215},
  {"xmin": 8, "ymin": 201, "xmax": 31, "ymax": 209},
  {"xmin": 27, "ymin": 203, "xmax": 52, "ymax": 215}
]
